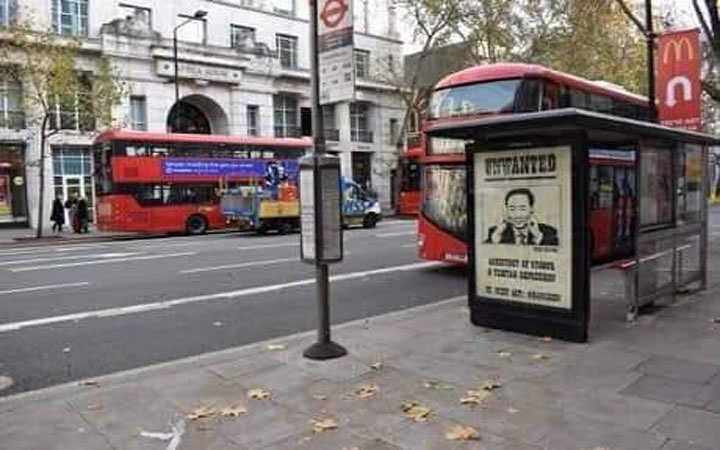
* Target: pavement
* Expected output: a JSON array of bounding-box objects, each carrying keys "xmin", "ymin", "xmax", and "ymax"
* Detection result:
[
  {"xmin": 0, "ymin": 225, "xmax": 144, "ymax": 246},
  {"xmin": 1, "ymin": 264, "xmax": 720, "ymax": 449},
  {"xmin": 0, "ymin": 210, "xmax": 719, "ymax": 450}
]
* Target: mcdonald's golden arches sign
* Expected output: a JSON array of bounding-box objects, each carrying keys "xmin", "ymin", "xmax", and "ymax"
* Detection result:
[{"xmin": 656, "ymin": 29, "xmax": 701, "ymax": 131}]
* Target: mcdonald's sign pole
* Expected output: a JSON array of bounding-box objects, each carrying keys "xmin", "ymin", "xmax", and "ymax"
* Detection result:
[{"xmin": 646, "ymin": 0, "xmax": 657, "ymax": 121}]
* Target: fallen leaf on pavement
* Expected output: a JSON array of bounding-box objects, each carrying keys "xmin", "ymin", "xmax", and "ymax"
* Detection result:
[
  {"xmin": 497, "ymin": 351, "xmax": 512, "ymax": 358},
  {"xmin": 507, "ymin": 407, "xmax": 519, "ymax": 414},
  {"xmin": 532, "ymin": 353, "xmax": 551, "ymax": 360},
  {"xmin": 266, "ymin": 344, "xmax": 286, "ymax": 351},
  {"xmin": 212, "ymin": 321, "xmax": 223, "ymax": 327},
  {"xmin": 248, "ymin": 388, "xmax": 270, "ymax": 400},
  {"xmin": 539, "ymin": 336, "xmax": 553, "ymax": 342},
  {"xmin": 186, "ymin": 405, "xmax": 217, "ymax": 421},
  {"xmin": 312, "ymin": 394, "xmax": 327, "ymax": 401},
  {"xmin": 711, "ymin": 318, "xmax": 720, "ymax": 324},
  {"xmin": 82, "ymin": 380, "xmax": 100, "ymax": 387},
  {"xmin": 220, "ymin": 404, "xmax": 247, "ymax": 417},
  {"xmin": 401, "ymin": 401, "xmax": 431, "ymax": 422},
  {"xmin": 312, "ymin": 417, "xmax": 338, "ymax": 433},
  {"xmin": 354, "ymin": 383, "xmax": 378, "ymax": 399},
  {"xmin": 460, "ymin": 390, "xmax": 491, "ymax": 405},
  {"xmin": 370, "ymin": 362, "xmax": 383, "ymax": 371},
  {"xmin": 480, "ymin": 379, "xmax": 502, "ymax": 391},
  {"xmin": 445, "ymin": 424, "xmax": 480, "ymax": 441},
  {"xmin": 87, "ymin": 402, "xmax": 102, "ymax": 411},
  {"xmin": 423, "ymin": 380, "xmax": 439, "ymax": 389}
]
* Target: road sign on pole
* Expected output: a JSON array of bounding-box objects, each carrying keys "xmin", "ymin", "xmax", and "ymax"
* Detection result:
[
  {"xmin": 301, "ymin": 0, "xmax": 347, "ymax": 360},
  {"xmin": 318, "ymin": 0, "xmax": 354, "ymax": 105}
]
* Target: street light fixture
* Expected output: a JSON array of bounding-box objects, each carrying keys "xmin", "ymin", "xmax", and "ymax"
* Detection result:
[{"xmin": 173, "ymin": 10, "xmax": 208, "ymax": 132}]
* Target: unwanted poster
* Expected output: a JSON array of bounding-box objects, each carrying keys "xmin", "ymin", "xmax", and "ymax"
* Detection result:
[{"xmin": 474, "ymin": 146, "xmax": 572, "ymax": 309}]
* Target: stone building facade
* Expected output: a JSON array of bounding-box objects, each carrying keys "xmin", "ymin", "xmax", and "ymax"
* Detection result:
[{"xmin": 0, "ymin": 0, "xmax": 404, "ymax": 229}]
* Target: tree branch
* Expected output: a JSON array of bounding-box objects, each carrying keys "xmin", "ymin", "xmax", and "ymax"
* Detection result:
[{"xmin": 613, "ymin": 0, "xmax": 647, "ymax": 35}]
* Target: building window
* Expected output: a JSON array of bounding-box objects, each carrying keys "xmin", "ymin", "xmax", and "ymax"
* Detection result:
[
  {"xmin": 119, "ymin": 4, "xmax": 151, "ymax": 31},
  {"xmin": 389, "ymin": 118, "xmax": 398, "ymax": 145},
  {"xmin": 52, "ymin": 147, "xmax": 94, "ymax": 220},
  {"xmin": 130, "ymin": 96, "xmax": 146, "ymax": 131},
  {"xmin": 0, "ymin": 77, "xmax": 24, "ymax": 129},
  {"xmin": 246, "ymin": 105, "xmax": 259, "ymax": 136},
  {"xmin": 272, "ymin": 0, "xmax": 294, "ymax": 16},
  {"xmin": 350, "ymin": 102, "xmax": 372, "ymax": 143},
  {"xmin": 273, "ymin": 94, "xmax": 298, "ymax": 137},
  {"xmin": 0, "ymin": 0, "xmax": 18, "ymax": 27},
  {"xmin": 231, "ymin": 25, "xmax": 255, "ymax": 49},
  {"xmin": 49, "ymin": 75, "xmax": 94, "ymax": 132},
  {"xmin": 51, "ymin": 0, "xmax": 89, "ymax": 37},
  {"xmin": 354, "ymin": 49, "xmax": 370, "ymax": 79},
  {"xmin": 276, "ymin": 34, "xmax": 298, "ymax": 69},
  {"xmin": 322, "ymin": 104, "xmax": 338, "ymax": 141}
]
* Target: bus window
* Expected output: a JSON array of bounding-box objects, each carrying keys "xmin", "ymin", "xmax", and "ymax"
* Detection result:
[
  {"xmin": 558, "ymin": 84, "xmax": 571, "ymax": 108},
  {"xmin": 515, "ymin": 79, "xmax": 540, "ymax": 112},
  {"xmin": 427, "ymin": 79, "xmax": 524, "ymax": 118},
  {"xmin": 422, "ymin": 165, "xmax": 467, "ymax": 238},
  {"xmin": 569, "ymin": 88, "xmax": 589, "ymax": 109},
  {"xmin": 590, "ymin": 94, "xmax": 613, "ymax": 114},
  {"xmin": 589, "ymin": 165, "xmax": 599, "ymax": 210},
  {"xmin": 541, "ymin": 81, "xmax": 559, "ymax": 110},
  {"xmin": 598, "ymin": 165, "xmax": 614, "ymax": 209}
]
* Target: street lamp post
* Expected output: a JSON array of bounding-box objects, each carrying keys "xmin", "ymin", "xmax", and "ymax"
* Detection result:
[{"xmin": 173, "ymin": 10, "xmax": 207, "ymax": 132}]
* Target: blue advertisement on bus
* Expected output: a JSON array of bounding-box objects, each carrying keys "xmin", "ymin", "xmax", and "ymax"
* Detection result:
[{"xmin": 162, "ymin": 158, "xmax": 299, "ymax": 179}]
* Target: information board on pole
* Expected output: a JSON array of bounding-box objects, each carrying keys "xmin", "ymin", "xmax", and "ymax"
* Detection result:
[
  {"xmin": 318, "ymin": 0, "xmax": 354, "ymax": 104},
  {"xmin": 473, "ymin": 146, "xmax": 573, "ymax": 310}
]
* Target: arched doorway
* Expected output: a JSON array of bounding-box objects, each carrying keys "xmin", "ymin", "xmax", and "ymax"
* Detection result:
[
  {"xmin": 166, "ymin": 95, "xmax": 230, "ymax": 134},
  {"xmin": 167, "ymin": 102, "xmax": 211, "ymax": 134}
]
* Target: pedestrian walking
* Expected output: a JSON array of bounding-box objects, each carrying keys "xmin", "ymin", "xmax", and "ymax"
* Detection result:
[
  {"xmin": 77, "ymin": 197, "xmax": 89, "ymax": 233},
  {"xmin": 50, "ymin": 196, "xmax": 65, "ymax": 233},
  {"xmin": 65, "ymin": 196, "xmax": 80, "ymax": 233}
]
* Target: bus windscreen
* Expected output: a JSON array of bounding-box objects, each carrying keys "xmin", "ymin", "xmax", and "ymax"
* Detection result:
[{"xmin": 428, "ymin": 79, "xmax": 523, "ymax": 119}]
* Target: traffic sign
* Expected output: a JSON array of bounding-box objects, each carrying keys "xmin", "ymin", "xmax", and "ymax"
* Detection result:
[{"xmin": 318, "ymin": 0, "xmax": 354, "ymax": 104}]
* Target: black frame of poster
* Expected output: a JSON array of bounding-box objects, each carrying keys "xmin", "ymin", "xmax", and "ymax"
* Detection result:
[{"xmin": 467, "ymin": 133, "xmax": 591, "ymax": 343}]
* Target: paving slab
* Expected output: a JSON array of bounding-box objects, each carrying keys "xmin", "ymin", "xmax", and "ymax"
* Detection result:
[{"xmin": 651, "ymin": 406, "xmax": 720, "ymax": 449}]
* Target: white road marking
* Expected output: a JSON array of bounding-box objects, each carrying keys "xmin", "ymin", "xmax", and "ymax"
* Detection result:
[
  {"xmin": 8, "ymin": 252, "xmax": 196, "ymax": 272},
  {"xmin": 237, "ymin": 242, "xmax": 298, "ymax": 250},
  {"xmin": 0, "ymin": 252, "xmax": 141, "ymax": 266},
  {"xmin": 0, "ymin": 261, "xmax": 443, "ymax": 332},
  {"xmin": 401, "ymin": 243, "xmax": 417, "ymax": 248},
  {"xmin": 181, "ymin": 257, "xmax": 296, "ymax": 274},
  {"xmin": 0, "ymin": 282, "xmax": 90, "ymax": 296},
  {"xmin": 375, "ymin": 231, "xmax": 415, "ymax": 237}
]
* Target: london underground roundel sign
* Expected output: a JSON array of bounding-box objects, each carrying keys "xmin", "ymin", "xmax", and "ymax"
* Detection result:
[{"xmin": 320, "ymin": 0, "xmax": 348, "ymax": 29}]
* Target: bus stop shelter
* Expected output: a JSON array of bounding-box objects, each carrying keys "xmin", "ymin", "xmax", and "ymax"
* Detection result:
[{"xmin": 426, "ymin": 108, "xmax": 718, "ymax": 342}]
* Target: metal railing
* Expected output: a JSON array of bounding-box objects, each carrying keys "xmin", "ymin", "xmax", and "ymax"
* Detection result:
[
  {"xmin": 0, "ymin": 112, "xmax": 25, "ymax": 130},
  {"xmin": 274, "ymin": 126, "xmax": 301, "ymax": 138}
]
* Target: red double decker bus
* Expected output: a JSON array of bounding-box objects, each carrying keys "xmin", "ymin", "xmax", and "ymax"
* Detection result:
[
  {"xmin": 93, "ymin": 130, "xmax": 311, "ymax": 234},
  {"xmin": 417, "ymin": 63, "xmax": 650, "ymax": 264},
  {"xmin": 398, "ymin": 131, "xmax": 422, "ymax": 214}
]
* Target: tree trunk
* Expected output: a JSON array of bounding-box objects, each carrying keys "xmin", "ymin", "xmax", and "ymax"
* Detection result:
[{"xmin": 36, "ymin": 115, "xmax": 48, "ymax": 239}]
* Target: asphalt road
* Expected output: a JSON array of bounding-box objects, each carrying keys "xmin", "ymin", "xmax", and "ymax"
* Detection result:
[
  {"xmin": 0, "ymin": 218, "xmax": 466, "ymax": 396},
  {"xmin": 2, "ymin": 207, "xmax": 718, "ymax": 397}
]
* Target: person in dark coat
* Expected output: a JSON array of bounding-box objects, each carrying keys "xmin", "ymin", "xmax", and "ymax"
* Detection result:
[
  {"xmin": 51, "ymin": 196, "xmax": 65, "ymax": 233},
  {"xmin": 65, "ymin": 196, "xmax": 79, "ymax": 233},
  {"xmin": 77, "ymin": 197, "xmax": 89, "ymax": 233}
]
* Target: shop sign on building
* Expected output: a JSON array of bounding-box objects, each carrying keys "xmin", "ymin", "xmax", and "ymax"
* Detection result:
[
  {"xmin": 155, "ymin": 60, "xmax": 243, "ymax": 84},
  {"xmin": 318, "ymin": 0, "xmax": 354, "ymax": 104}
]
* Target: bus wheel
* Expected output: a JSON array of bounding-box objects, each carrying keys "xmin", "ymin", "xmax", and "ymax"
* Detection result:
[
  {"xmin": 186, "ymin": 215, "xmax": 208, "ymax": 235},
  {"xmin": 363, "ymin": 213, "xmax": 378, "ymax": 229}
]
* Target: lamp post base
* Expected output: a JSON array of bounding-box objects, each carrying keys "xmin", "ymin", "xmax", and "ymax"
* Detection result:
[{"xmin": 303, "ymin": 340, "xmax": 347, "ymax": 360}]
